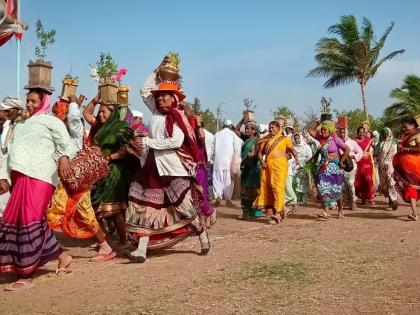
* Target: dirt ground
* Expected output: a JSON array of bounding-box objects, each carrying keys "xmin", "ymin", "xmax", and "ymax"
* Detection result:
[{"xmin": 1, "ymin": 198, "xmax": 420, "ymax": 315}]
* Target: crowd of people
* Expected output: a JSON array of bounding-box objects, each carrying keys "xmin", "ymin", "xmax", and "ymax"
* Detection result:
[{"xmin": 0, "ymin": 56, "xmax": 419, "ymax": 291}]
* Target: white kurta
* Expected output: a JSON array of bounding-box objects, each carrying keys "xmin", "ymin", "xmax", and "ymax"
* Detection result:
[
  {"xmin": 140, "ymin": 72, "xmax": 189, "ymax": 177},
  {"xmin": 213, "ymin": 128, "xmax": 237, "ymax": 171},
  {"xmin": 212, "ymin": 127, "xmax": 237, "ymax": 200}
]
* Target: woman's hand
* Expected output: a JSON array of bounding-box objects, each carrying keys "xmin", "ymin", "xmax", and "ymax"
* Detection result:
[
  {"xmin": 0, "ymin": 179, "xmax": 9, "ymax": 194},
  {"xmin": 58, "ymin": 156, "xmax": 72, "ymax": 180},
  {"xmin": 261, "ymin": 161, "xmax": 268, "ymax": 169},
  {"xmin": 339, "ymin": 160, "xmax": 346, "ymax": 169}
]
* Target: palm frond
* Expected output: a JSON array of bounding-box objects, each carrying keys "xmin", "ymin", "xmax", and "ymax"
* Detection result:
[
  {"xmin": 361, "ymin": 17, "xmax": 374, "ymax": 49},
  {"xmin": 328, "ymin": 15, "xmax": 360, "ymax": 44},
  {"xmin": 369, "ymin": 49, "xmax": 405, "ymax": 77}
]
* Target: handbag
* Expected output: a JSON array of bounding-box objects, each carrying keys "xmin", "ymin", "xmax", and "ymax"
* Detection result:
[{"xmin": 62, "ymin": 145, "xmax": 111, "ymax": 194}]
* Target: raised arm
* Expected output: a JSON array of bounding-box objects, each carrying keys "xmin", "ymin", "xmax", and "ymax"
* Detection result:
[
  {"xmin": 83, "ymin": 90, "xmax": 100, "ymax": 127},
  {"xmin": 234, "ymin": 119, "xmax": 244, "ymax": 137}
]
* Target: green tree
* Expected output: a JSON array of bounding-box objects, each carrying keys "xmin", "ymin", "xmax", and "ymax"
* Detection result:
[
  {"xmin": 185, "ymin": 97, "xmax": 221, "ymax": 134},
  {"xmin": 334, "ymin": 109, "xmax": 383, "ymax": 135},
  {"xmin": 191, "ymin": 97, "xmax": 201, "ymax": 113},
  {"xmin": 272, "ymin": 106, "xmax": 296, "ymax": 120},
  {"xmin": 34, "ymin": 20, "xmax": 56, "ymax": 60},
  {"xmin": 383, "ymin": 74, "xmax": 420, "ymax": 128},
  {"xmin": 307, "ymin": 15, "xmax": 405, "ymax": 120}
]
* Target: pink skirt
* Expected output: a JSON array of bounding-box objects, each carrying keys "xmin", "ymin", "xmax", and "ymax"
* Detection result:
[{"xmin": 0, "ymin": 172, "xmax": 62, "ymax": 277}]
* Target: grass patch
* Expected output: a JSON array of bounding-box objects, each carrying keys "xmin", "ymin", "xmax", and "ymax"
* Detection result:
[{"xmin": 241, "ymin": 262, "xmax": 309, "ymax": 282}]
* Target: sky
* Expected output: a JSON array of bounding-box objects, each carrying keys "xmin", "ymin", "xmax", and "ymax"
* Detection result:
[{"xmin": 1, "ymin": 0, "xmax": 420, "ymax": 124}]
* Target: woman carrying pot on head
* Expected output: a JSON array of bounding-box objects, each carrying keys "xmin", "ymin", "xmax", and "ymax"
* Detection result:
[
  {"xmin": 393, "ymin": 116, "xmax": 420, "ymax": 221},
  {"xmin": 82, "ymin": 90, "xmax": 134, "ymax": 261},
  {"xmin": 0, "ymin": 88, "xmax": 77, "ymax": 291},
  {"xmin": 253, "ymin": 120, "xmax": 298, "ymax": 224},
  {"xmin": 234, "ymin": 119, "xmax": 264, "ymax": 220},
  {"xmin": 124, "ymin": 57, "xmax": 209, "ymax": 263},
  {"xmin": 354, "ymin": 126, "xmax": 375, "ymax": 205},
  {"xmin": 310, "ymin": 120, "xmax": 350, "ymax": 219},
  {"xmin": 375, "ymin": 128, "xmax": 399, "ymax": 210}
]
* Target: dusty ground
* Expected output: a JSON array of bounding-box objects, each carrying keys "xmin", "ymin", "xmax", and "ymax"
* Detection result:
[{"xmin": 1, "ymin": 198, "xmax": 420, "ymax": 314}]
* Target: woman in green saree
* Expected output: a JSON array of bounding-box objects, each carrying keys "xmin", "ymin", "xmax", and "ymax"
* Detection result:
[
  {"xmin": 84, "ymin": 96, "xmax": 134, "ymax": 260},
  {"xmin": 235, "ymin": 121, "xmax": 264, "ymax": 220}
]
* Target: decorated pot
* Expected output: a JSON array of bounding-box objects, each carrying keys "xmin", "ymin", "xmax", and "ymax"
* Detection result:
[
  {"xmin": 157, "ymin": 65, "xmax": 179, "ymax": 82},
  {"xmin": 243, "ymin": 110, "xmax": 255, "ymax": 123}
]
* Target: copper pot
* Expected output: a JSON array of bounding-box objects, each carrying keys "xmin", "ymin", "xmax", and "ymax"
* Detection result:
[{"xmin": 157, "ymin": 65, "xmax": 179, "ymax": 82}]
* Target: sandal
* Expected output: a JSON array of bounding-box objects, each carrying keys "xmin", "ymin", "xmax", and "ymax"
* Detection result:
[
  {"xmin": 4, "ymin": 280, "xmax": 35, "ymax": 291},
  {"xmin": 317, "ymin": 213, "xmax": 329, "ymax": 221},
  {"xmin": 270, "ymin": 214, "xmax": 281, "ymax": 224},
  {"xmin": 90, "ymin": 251, "xmax": 117, "ymax": 262},
  {"xmin": 56, "ymin": 254, "xmax": 73, "ymax": 276},
  {"xmin": 408, "ymin": 214, "xmax": 417, "ymax": 221}
]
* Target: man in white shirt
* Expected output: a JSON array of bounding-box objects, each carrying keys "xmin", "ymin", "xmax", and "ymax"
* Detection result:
[
  {"xmin": 212, "ymin": 120, "xmax": 237, "ymax": 207},
  {"xmin": 338, "ymin": 127, "xmax": 363, "ymax": 210}
]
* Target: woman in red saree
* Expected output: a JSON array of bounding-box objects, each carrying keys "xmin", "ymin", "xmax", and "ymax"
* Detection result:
[
  {"xmin": 393, "ymin": 116, "xmax": 420, "ymax": 221},
  {"xmin": 355, "ymin": 126, "xmax": 375, "ymax": 204}
]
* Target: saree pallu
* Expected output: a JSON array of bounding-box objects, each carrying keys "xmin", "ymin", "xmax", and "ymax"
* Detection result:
[
  {"xmin": 294, "ymin": 167, "xmax": 310, "ymax": 203},
  {"xmin": 0, "ymin": 172, "xmax": 62, "ymax": 277},
  {"xmin": 47, "ymin": 182, "xmax": 99, "ymax": 239},
  {"xmin": 317, "ymin": 159, "xmax": 344, "ymax": 208},
  {"xmin": 393, "ymin": 132, "xmax": 420, "ymax": 201},
  {"xmin": 126, "ymin": 150, "xmax": 204, "ymax": 250},
  {"xmin": 241, "ymin": 138, "xmax": 263, "ymax": 217},
  {"xmin": 195, "ymin": 144, "xmax": 213, "ymax": 217}
]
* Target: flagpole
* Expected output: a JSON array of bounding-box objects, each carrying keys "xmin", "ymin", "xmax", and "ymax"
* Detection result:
[{"xmin": 16, "ymin": 0, "xmax": 20, "ymax": 98}]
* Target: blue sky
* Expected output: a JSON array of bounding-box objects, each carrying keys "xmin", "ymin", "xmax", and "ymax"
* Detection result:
[{"xmin": 1, "ymin": 0, "xmax": 419, "ymax": 124}]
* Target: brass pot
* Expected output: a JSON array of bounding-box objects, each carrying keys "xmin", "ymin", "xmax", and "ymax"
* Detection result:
[
  {"xmin": 243, "ymin": 110, "xmax": 255, "ymax": 123},
  {"xmin": 157, "ymin": 65, "xmax": 179, "ymax": 82}
]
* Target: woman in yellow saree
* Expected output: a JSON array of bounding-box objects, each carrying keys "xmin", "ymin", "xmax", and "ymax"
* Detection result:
[{"xmin": 253, "ymin": 121, "xmax": 298, "ymax": 224}]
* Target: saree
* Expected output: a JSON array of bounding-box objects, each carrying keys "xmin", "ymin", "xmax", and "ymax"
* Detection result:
[
  {"xmin": 0, "ymin": 172, "xmax": 62, "ymax": 277},
  {"xmin": 253, "ymin": 132, "xmax": 292, "ymax": 214},
  {"xmin": 316, "ymin": 137, "xmax": 345, "ymax": 208},
  {"xmin": 393, "ymin": 129, "xmax": 420, "ymax": 201},
  {"xmin": 47, "ymin": 182, "xmax": 99, "ymax": 239},
  {"xmin": 376, "ymin": 128, "xmax": 398, "ymax": 202},
  {"xmin": 355, "ymin": 136, "xmax": 374, "ymax": 201},
  {"xmin": 91, "ymin": 107, "xmax": 134, "ymax": 218},
  {"xmin": 240, "ymin": 137, "xmax": 263, "ymax": 217}
]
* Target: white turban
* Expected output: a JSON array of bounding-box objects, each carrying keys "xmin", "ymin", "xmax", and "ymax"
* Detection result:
[
  {"xmin": 131, "ymin": 110, "xmax": 143, "ymax": 118},
  {"xmin": 0, "ymin": 97, "xmax": 26, "ymax": 111}
]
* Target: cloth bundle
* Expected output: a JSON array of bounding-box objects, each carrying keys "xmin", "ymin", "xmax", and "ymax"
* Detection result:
[{"xmin": 62, "ymin": 146, "xmax": 111, "ymax": 194}]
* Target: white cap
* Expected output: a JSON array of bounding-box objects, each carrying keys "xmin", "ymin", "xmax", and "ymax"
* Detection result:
[
  {"xmin": 224, "ymin": 119, "xmax": 233, "ymax": 126},
  {"xmin": 131, "ymin": 110, "xmax": 143, "ymax": 118}
]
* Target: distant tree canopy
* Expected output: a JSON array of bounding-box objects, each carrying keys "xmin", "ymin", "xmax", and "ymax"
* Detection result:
[
  {"xmin": 185, "ymin": 97, "xmax": 222, "ymax": 134},
  {"xmin": 272, "ymin": 106, "xmax": 296, "ymax": 120},
  {"xmin": 333, "ymin": 109, "xmax": 383, "ymax": 135}
]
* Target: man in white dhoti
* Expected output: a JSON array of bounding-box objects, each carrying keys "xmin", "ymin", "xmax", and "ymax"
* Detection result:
[{"xmin": 212, "ymin": 120, "xmax": 237, "ymax": 207}]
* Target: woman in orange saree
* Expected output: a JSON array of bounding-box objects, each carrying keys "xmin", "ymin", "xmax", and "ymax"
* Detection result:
[
  {"xmin": 393, "ymin": 116, "xmax": 420, "ymax": 221},
  {"xmin": 253, "ymin": 121, "xmax": 298, "ymax": 224}
]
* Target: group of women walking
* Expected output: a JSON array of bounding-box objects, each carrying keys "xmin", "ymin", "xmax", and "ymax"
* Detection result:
[{"xmin": 235, "ymin": 116, "xmax": 420, "ymax": 224}]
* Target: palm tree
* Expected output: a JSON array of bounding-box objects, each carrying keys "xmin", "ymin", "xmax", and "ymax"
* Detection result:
[
  {"xmin": 307, "ymin": 15, "xmax": 405, "ymax": 120},
  {"xmin": 384, "ymin": 74, "xmax": 420, "ymax": 126}
]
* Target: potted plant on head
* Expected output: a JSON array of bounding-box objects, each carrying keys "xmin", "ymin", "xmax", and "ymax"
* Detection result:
[
  {"xmin": 157, "ymin": 51, "xmax": 180, "ymax": 82},
  {"xmin": 61, "ymin": 74, "xmax": 79, "ymax": 101},
  {"xmin": 320, "ymin": 96, "xmax": 332, "ymax": 122},
  {"xmin": 242, "ymin": 98, "xmax": 256, "ymax": 123},
  {"xmin": 91, "ymin": 53, "xmax": 119, "ymax": 105},
  {"xmin": 24, "ymin": 20, "xmax": 56, "ymax": 94}
]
